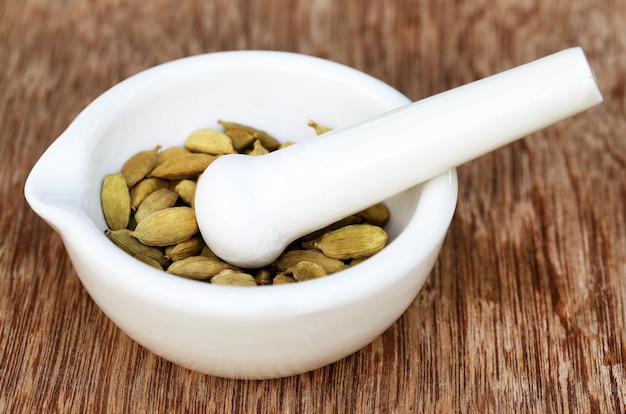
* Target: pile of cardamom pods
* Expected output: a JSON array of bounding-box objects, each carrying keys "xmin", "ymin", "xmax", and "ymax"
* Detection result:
[{"xmin": 101, "ymin": 120, "xmax": 390, "ymax": 286}]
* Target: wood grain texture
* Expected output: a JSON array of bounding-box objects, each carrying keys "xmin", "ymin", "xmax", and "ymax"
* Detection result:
[{"xmin": 1, "ymin": 0, "xmax": 624, "ymax": 412}]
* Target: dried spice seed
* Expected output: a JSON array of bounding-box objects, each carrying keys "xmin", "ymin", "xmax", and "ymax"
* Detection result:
[
  {"xmin": 129, "ymin": 177, "xmax": 169, "ymax": 211},
  {"xmin": 200, "ymin": 244, "xmax": 219, "ymax": 259},
  {"xmin": 220, "ymin": 127, "xmax": 255, "ymax": 151},
  {"xmin": 285, "ymin": 261, "xmax": 327, "ymax": 282},
  {"xmin": 130, "ymin": 206, "xmax": 198, "ymax": 246},
  {"xmin": 217, "ymin": 120, "xmax": 257, "ymax": 151},
  {"xmin": 349, "ymin": 256, "xmax": 369, "ymax": 267},
  {"xmin": 164, "ymin": 236, "xmax": 204, "ymax": 262},
  {"xmin": 185, "ymin": 128, "xmax": 235, "ymax": 155},
  {"xmin": 167, "ymin": 256, "xmax": 233, "ymax": 280},
  {"xmin": 275, "ymin": 249, "xmax": 347, "ymax": 273},
  {"xmin": 246, "ymin": 140, "xmax": 269, "ymax": 156},
  {"xmin": 134, "ymin": 188, "xmax": 180, "ymax": 223},
  {"xmin": 134, "ymin": 253, "xmax": 164, "ymax": 270},
  {"xmin": 211, "ymin": 269, "xmax": 257, "ymax": 286},
  {"xmin": 174, "ymin": 179, "xmax": 196, "ymax": 206},
  {"xmin": 156, "ymin": 146, "xmax": 190, "ymax": 166},
  {"xmin": 121, "ymin": 146, "xmax": 160, "ymax": 188},
  {"xmin": 355, "ymin": 203, "xmax": 390, "ymax": 227},
  {"xmin": 307, "ymin": 120, "xmax": 333, "ymax": 135},
  {"xmin": 273, "ymin": 274, "xmax": 296, "ymax": 284},
  {"xmin": 101, "ymin": 173, "xmax": 131, "ymax": 230},
  {"xmin": 149, "ymin": 153, "xmax": 216, "ymax": 180},
  {"xmin": 105, "ymin": 229, "xmax": 169, "ymax": 267},
  {"xmin": 218, "ymin": 120, "xmax": 281, "ymax": 151},
  {"xmin": 302, "ymin": 224, "xmax": 387, "ymax": 260}
]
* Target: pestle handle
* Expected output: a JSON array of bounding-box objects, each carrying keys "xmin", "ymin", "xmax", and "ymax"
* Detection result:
[{"xmin": 195, "ymin": 47, "xmax": 603, "ymax": 268}]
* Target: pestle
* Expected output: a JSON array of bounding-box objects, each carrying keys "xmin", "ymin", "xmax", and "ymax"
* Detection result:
[{"xmin": 194, "ymin": 47, "xmax": 603, "ymax": 268}]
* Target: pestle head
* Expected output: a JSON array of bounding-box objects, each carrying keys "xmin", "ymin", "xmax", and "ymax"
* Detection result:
[{"xmin": 195, "ymin": 153, "xmax": 299, "ymax": 268}]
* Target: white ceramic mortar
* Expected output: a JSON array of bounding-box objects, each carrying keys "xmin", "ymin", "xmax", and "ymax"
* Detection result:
[{"xmin": 25, "ymin": 51, "xmax": 458, "ymax": 379}]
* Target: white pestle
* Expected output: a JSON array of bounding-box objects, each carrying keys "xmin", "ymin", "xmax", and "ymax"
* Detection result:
[{"xmin": 195, "ymin": 47, "xmax": 603, "ymax": 268}]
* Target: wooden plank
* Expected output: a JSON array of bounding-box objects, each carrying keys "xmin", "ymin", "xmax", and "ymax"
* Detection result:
[{"xmin": 1, "ymin": 0, "xmax": 624, "ymax": 412}]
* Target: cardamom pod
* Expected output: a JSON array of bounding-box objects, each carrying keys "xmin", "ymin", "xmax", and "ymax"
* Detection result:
[
  {"xmin": 134, "ymin": 253, "xmax": 164, "ymax": 270},
  {"xmin": 275, "ymin": 249, "xmax": 347, "ymax": 273},
  {"xmin": 302, "ymin": 224, "xmax": 387, "ymax": 260},
  {"xmin": 284, "ymin": 261, "xmax": 327, "ymax": 282},
  {"xmin": 121, "ymin": 145, "xmax": 160, "ymax": 188},
  {"xmin": 200, "ymin": 244, "xmax": 219, "ymax": 259},
  {"xmin": 166, "ymin": 255, "xmax": 233, "ymax": 280},
  {"xmin": 307, "ymin": 120, "xmax": 332, "ymax": 135},
  {"xmin": 174, "ymin": 179, "xmax": 196, "ymax": 206},
  {"xmin": 105, "ymin": 229, "xmax": 169, "ymax": 267},
  {"xmin": 134, "ymin": 188, "xmax": 180, "ymax": 223},
  {"xmin": 355, "ymin": 203, "xmax": 390, "ymax": 227},
  {"xmin": 210, "ymin": 269, "xmax": 257, "ymax": 286},
  {"xmin": 149, "ymin": 153, "xmax": 216, "ymax": 180},
  {"xmin": 246, "ymin": 140, "xmax": 269, "ymax": 156},
  {"xmin": 130, "ymin": 206, "xmax": 198, "ymax": 246},
  {"xmin": 129, "ymin": 177, "xmax": 169, "ymax": 210},
  {"xmin": 185, "ymin": 128, "xmax": 235, "ymax": 155},
  {"xmin": 217, "ymin": 120, "xmax": 280, "ymax": 151},
  {"xmin": 349, "ymin": 256, "xmax": 369, "ymax": 267},
  {"xmin": 156, "ymin": 146, "xmax": 190, "ymax": 166},
  {"xmin": 272, "ymin": 274, "xmax": 296, "ymax": 284},
  {"xmin": 164, "ymin": 236, "xmax": 204, "ymax": 261},
  {"xmin": 219, "ymin": 126, "xmax": 255, "ymax": 152},
  {"xmin": 101, "ymin": 172, "xmax": 131, "ymax": 230}
]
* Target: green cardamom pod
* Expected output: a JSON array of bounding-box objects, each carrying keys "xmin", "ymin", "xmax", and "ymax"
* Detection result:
[
  {"xmin": 134, "ymin": 253, "xmax": 164, "ymax": 270},
  {"xmin": 174, "ymin": 179, "xmax": 197, "ymax": 206},
  {"xmin": 307, "ymin": 120, "xmax": 332, "ymax": 135},
  {"xmin": 185, "ymin": 128, "xmax": 235, "ymax": 155},
  {"xmin": 302, "ymin": 224, "xmax": 387, "ymax": 260},
  {"xmin": 355, "ymin": 203, "xmax": 390, "ymax": 227},
  {"xmin": 166, "ymin": 256, "xmax": 234, "ymax": 280},
  {"xmin": 275, "ymin": 249, "xmax": 347, "ymax": 273},
  {"xmin": 105, "ymin": 229, "xmax": 169, "ymax": 267},
  {"xmin": 217, "ymin": 120, "xmax": 280, "ymax": 151},
  {"xmin": 134, "ymin": 188, "xmax": 179, "ymax": 223},
  {"xmin": 211, "ymin": 269, "xmax": 257, "ymax": 286},
  {"xmin": 101, "ymin": 172, "xmax": 131, "ymax": 230},
  {"xmin": 272, "ymin": 274, "xmax": 296, "ymax": 285},
  {"xmin": 149, "ymin": 153, "xmax": 216, "ymax": 180},
  {"xmin": 164, "ymin": 236, "xmax": 204, "ymax": 262},
  {"xmin": 129, "ymin": 177, "xmax": 169, "ymax": 211},
  {"xmin": 284, "ymin": 261, "xmax": 327, "ymax": 282},
  {"xmin": 130, "ymin": 206, "xmax": 198, "ymax": 246},
  {"xmin": 121, "ymin": 145, "xmax": 160, "ymax": 188},
  {"xmin": 246, "ymin": 140, "xmax": 269, "ymax": 156}
]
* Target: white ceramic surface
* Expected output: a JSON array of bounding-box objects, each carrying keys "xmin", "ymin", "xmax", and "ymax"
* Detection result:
[{"xmin": 24, "ymin": 51, "xmax": 458, "ymax": 379}]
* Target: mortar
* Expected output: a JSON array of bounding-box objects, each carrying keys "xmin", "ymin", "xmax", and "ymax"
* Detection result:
[{"xmin": 24, "ymin": 50, "xmax": 458, "ymax": 379}]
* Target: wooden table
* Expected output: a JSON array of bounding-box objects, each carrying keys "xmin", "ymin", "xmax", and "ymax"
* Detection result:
[{"xmin": 2, "ymin": 1, "xmax": 624, "ymax": 412}]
